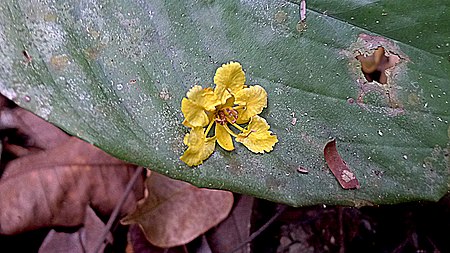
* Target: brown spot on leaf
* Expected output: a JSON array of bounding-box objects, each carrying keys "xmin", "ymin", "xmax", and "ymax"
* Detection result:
[
  {"xmin": 324, "ymin": 139, "xmax": 360, "ymax": 189},
  {"xmin": 274, "ymin": 10, "xmax": 288, "ymax": 23},
  {"xmin": 296, "ymin": 21, "xmax": 307, "ymax": 33},
  {"xmin": 50, "ymin": 54, "xmax": 69, "ymax": 70},
  {"xmin": 43, "ymin": 13, "xmax": 57, "ymax": 22},
  {"xmin": 85, "ymin": 47, "xmax": 103, "ymax": 60}
]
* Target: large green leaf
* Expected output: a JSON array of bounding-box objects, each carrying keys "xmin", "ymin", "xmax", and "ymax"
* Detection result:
[
  {"xmin": 0, "ymin": 0, "xmax": 448, "ymax": 206},
  {"xmin": 308, "ymin": 0, "xmax": 450, "ymax": 58}
]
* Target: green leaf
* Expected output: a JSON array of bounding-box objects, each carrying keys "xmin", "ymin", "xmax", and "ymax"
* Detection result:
[
  {"xmin": 307, "ymin": 0, "xmax": 450, "ymax": 58},
  {"xmin": 0, "ymin": 0, "xmax": 448, "ymax": 206}
]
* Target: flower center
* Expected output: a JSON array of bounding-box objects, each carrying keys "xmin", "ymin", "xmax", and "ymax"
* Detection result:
[{"xmin": 215, "ymin": 107, "xmax": 238, "ymax": 125}]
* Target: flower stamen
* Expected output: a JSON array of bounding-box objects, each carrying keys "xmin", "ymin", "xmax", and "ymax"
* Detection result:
[
  {"xmin": 215, "ymin": 110, "xmax": 228, "ymax": 125},
  {"xmin": 224, "ymin": 108, "xmax": 238, "ymax": 124},
  {"xmin": 222, "ymin": 124, "xmax": 238, "ymax": 138},
  {"xmin": 231, "ymin": 122, "xmax": 245, "ymax": 132},
  {"xmin": 215, "ymin": 107, "xmax": 238, "ymax": 125},
  {"xmin": 204, "ymin": 119, "xmax": 215, "ymax": 136}
]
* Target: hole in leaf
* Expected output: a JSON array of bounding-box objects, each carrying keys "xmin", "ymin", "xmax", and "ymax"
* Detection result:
[{"xmin": 356, "ymin": 47, "xmax": 400, "ymax": 84}]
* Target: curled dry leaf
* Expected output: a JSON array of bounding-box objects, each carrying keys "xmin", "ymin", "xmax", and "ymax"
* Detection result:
[
  {"xmin": 0, "ymin": 107, "xmax": 70, "ymax": 150},
  {"xmin": 38, "ymin": 206, "xmax": 112, "ymax": 253},
  {"xmin": 0, "ymin": 137, "xmax": 145, "ymax": 235},
  {"xmin": 0, "ymin": 164, "xmax": 144, "ymax": 235},
  {"xmin": 207, "ymin": 195, "xmax": 254, "ymax": 253},
  {"xmin": 2, "ymin": 137, "xmax": 128, "ymax": 179},
  {"xmin": 121, "ymin": 172, "xmax": 234, "ymax": 248},
  {"xmin": 324, "ymin": 139, "xmax": 360, "ymax": 189},
  {"xmin": 128, "ymin": 224, "xmax": 189, "ymax": 253}
]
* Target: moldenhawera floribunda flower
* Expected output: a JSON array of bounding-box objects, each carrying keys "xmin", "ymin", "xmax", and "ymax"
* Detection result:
[{"xmin": 180, "ymin": 62, "xmax": 278, "ymax": 166}]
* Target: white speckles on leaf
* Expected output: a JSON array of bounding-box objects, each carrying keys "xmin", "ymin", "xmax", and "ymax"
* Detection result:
[
  {"xmin": 159, "ymin": 88, "xmax": 172, "ymax": 101},
  {"xmin": 0, "ymin": 25, "xmax": 15, "ymax": 98},
  {"xmin": 28, "ymin": 21, "xmax": 66, "ymax": 62},
  {"xmin": 79, "ymin": 0, "xmax": 106, "ymax": 32}
]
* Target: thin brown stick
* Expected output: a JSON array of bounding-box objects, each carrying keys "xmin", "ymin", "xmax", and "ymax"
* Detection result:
[
  {"xmin": 338, "ymin": 207, "xmax": 345, "ymax": 253},
  {"xmin": 426, "ymin": 236, "xmax": 440, "ymax": 253},
  {"xmin": 227, "ymin": 205, "xmax": 288, "ymax": 253},
  {"xmin": 92, "ymin": 166, "xmax": 144, "ymax": 253}
]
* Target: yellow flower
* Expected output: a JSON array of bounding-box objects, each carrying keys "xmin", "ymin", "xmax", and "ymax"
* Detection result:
[
  {"xmin": 214, "ymin": 62, "xmax": 246, "ymax": 104},
  {"xmin": 180, "ymin": 62, "xmax": 278, "ymax": 166},
  {"xmin": 236, "ymin": 116, "xmax": 278, "ymax": 153},
  {"xmin": 180, "ymin": 127, "xmax": 216, "ymax": 166},
  {"xmin": 234, "ymin": 85, "xmax": 267, "ymax": 124},
  {"xmin": 181, "ymin": 86, "xmax": 220, "ymax": 127}
]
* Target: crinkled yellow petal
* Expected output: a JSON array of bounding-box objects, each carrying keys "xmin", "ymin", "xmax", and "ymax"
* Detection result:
[
  {"xmin": 186, "ymin": 85, "xmax": 220, "ymax": 111},
  {"xmin": 182, "ymin": 119, "xmax": 194, "ymax": 128},
  {"xmin": 222, "ymin": 95, "xmax": 235, "ymax": 108},
  {"xmin": 183, "ymin": 131, "xmax": 190, "ymax": 145},
  {"xmin": 214, "ymin": 62, "xmax": 245, "ymax": 103},
  {"xmin": 236, "ymin": 116, "xmax": 278, "ymax": 153},
  {"xmin": 180, "ymin": 127, "xmax": 216, "ymax": 166},
  {"xmin": 215, "ymin": 124, "xmax": 234, "ymax": 151},
  {"xmin": 181, "ymin": 98, "xmax": 210, "ymax": 127},
  {"xmin": 234, "ymin": 85, "xmax": 267, "ymax": 124}
]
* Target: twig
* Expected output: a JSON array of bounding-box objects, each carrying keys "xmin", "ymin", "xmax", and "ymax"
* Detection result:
[
  {"xmin": 392, "ymin": 236, "xmax": 410, "ymax": 253},
  {"xmin": 300, "ymin": 0, "xmax": 306, "ymax": 22},
  {"xmin": 91, "ymin": 166, "xmax": 144, "ymax": 253},
  {"xmin": 338, "ymin": 207, "xmax": 345, "ymax": 253},
  {"xmin": 426, "ymin": 236, "xmax": 440, "ymax": 253},
  {"xmin": 226, "ymin": 205, "xmax": 288, "ymax": 253}
]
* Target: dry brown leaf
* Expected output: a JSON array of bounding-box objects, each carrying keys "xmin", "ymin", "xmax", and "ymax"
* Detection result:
[
  {"xmin": 0, "ymin": 107, "xmax": 70, "ymax": 150},
  {"xmin": 128, "ymin": 224, "xmax": 189, "ymax": 253},
  {"xmin": 38, "ymin": 206, "xmax": 112, "ymax": 253},
  {"xmin": 2, "ymin": 137, "xmax": 127, "ymax": 179},
  {"xmin": 207, "ymin": 195, "xmax": 254, "ymax": 253},
  {"xmin": 324, "ymin": 139, "xmax": 360, "ymax": 189},
  {"xmin": 0, "ymin": 97, "xmax": 145, "ymax": 246},
  {"xmin": 0, "ymin": 137, "xmax": 145, "ymax": 235},
  {"xmin": 121, "ymin": 172, "xmax": 234, "ymax": 248},
  {"xmin": 0, "ymin": 164, "xmax": 143, "ymax": 235}
]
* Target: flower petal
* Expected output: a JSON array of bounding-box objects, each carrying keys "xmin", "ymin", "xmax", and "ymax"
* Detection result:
[
  {"xmin": 234, "ymin": 85, "xmax": 267, "ymax": 124},
  {"xmin": 186, "ymin": 85, "xmax": 220, "ymax": 111},
  {"xmin": 215, "ymin": 124, "xmax": 234, "ymax": 151},
  {"xmin": 236, "ymin": 116, "xmax": 278, "ymax": 153},
  {"xmin": 181, "ymin": 98, "xmax": 210, "ymax": 127},
  {"xmin": 180, "ymin": 127, "xmax": 216, "ymax": 166},
  {"xmin": 214, "ymin": 62, "xmax": 245, "ymax": 103}
]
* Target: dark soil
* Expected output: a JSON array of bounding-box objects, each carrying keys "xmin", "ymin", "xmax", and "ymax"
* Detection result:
[{"xmin": 252, "ymin": 196, "xmax": 450, "ymax": 253}]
